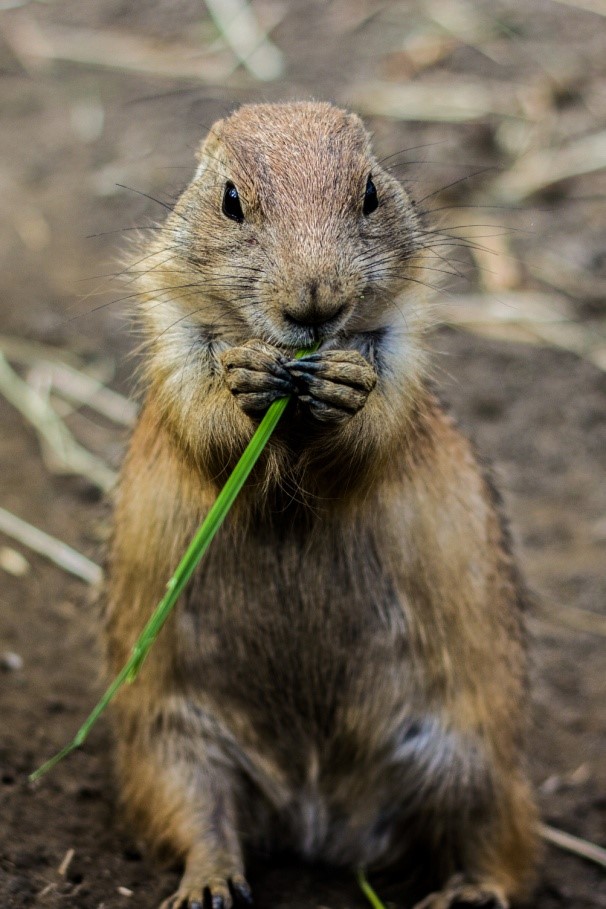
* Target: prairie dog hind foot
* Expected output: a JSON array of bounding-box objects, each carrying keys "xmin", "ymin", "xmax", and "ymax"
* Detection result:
[
  {"xmin": 414, "ymin": 877, "xmax": 508, "ymax": 909},
  {"xmin": 160, "ymin": 864, "xmax": 252, "ymax": 909}
]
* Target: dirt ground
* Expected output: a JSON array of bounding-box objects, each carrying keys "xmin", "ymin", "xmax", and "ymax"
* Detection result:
[{"xmin": 0, "ymin": 1, "xmax": 605, "ymax": 907}]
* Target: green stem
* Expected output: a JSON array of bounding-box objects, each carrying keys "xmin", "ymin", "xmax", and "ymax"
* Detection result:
[
  {"xmin": 357, "ymin": 869, "xmax": 388, "ymax": 909},
  {"xmin": 30, "ymin": 344, "xmax": 318, "ymax": 782}
]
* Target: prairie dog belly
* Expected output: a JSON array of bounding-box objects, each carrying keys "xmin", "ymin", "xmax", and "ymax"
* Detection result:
[{"xmin": 171, "ymin": 514, "xmax": 492, "ymax": 870}]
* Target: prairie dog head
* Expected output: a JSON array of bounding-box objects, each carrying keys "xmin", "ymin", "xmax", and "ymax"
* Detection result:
[{"xmin": 139, "ymin": 102, "xmax": 429, "ymax": 353}]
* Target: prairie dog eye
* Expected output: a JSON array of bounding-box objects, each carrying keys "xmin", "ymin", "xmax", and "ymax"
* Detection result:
[
  {"xmin": 222, "ymin": 181, "xmax": 244, "ymax": 222},
  {"xmin": 363, "ymin": 175, "xmax": 378, "ymax": 216}
]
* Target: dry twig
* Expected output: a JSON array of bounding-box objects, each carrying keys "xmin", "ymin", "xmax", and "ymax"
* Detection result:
[
  {"xmin": 0, "ymin": 507, "xmax": 102, "ymax": 585},
  {"xmin": 57, "ymin": 848, "xmax": 75, "ymax": 877},
  {"xmin": 490, "ymin": 130, "xmax": 606, "ymax": 202},
  {"xmin": 424, "ymin": 0, "xmax": 500, "ymax": 59},
  {"xmin": 450, "ymin": 212, "xmax": 523, "ymax": 292},
  {"xmin": 3, "ymin": 14, "xmax": 236, "ymax": 82},
  {"xmin": 347, "ymin": 79, "xmax": 520, "ymax": 122},
  {"xmin": 541, "ymin": 824, "xmax": 606, "ymax": 870},
  {"xmin": 0, "ymin": 334, "xmax": 83, "ymax": 368},
  {"xmin": 203, "ymin": 0, "xmax": 284, "ymax": 81},
  {"xmin": 0, "ymin": 352, "xmax": 117, "ymax": 491},
  {"xmin": 530, "ymin": 251, "xmax": 606, "ymax": 304},
  {"xmin": 548, "ymin": 0, "xmax": 606, "ymax": 16},
  {"xmin": 27, "ymin": 362, "xmax": 137, "ymax": 427},
  {"xmin": 443, "ymin": 292, "xmax": 606, "ymax": 371},
  {"xmin": 534, "ymin": 601, "xmax": 606, "ymax": 637},
  {"xmin": 0, "ymin": 334, "xmax": 134, "ymax": 425}
]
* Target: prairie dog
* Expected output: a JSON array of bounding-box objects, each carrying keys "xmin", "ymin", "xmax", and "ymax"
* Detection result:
[{"xmin": 105, "ymin": 102, "xmax": 539, "ymax": 909}]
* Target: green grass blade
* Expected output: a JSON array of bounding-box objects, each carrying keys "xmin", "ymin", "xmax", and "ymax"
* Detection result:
[
  {"xmin": 357, "ymin": 869, "xmax": 388, "ymax": 909},
  {"xmin": 30, "ymin": 344, "xmax": 318, "ymax": 782}
]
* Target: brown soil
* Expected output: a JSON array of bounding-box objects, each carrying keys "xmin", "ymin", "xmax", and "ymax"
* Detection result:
[{"xmin": 0, "ymin": 1, "xmax": 605, "ymax": 908}]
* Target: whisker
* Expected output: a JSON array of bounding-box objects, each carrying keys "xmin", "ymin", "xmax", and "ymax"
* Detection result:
[
  {"xmin": 414, "ymin": 168, "xmax": 497, "ymax": 207},
  {"xmin": 115, "ymin": 184, "xmax": 189, "ymax": 222}
]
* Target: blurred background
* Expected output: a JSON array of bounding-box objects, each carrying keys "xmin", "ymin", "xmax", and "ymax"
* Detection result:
[{"xmin": 0, "ymin": 1, "xmax": 605, "ymax": 907}]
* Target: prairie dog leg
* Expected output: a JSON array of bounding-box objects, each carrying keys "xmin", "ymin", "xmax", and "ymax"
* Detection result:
[
  {"xmin": 114, "ymin": 701, "xmax": 250, "ymax": 909},
  {"xmin": 408, "ymin": 786, "xmax": 537, "ymax": 909},
  {"xmin": 159, "ymin": 802, "xmax": 249, "ymax": 909},
  {"xmin": 386, "ymin": 719, "xmax": 537, "ymax": 907}
]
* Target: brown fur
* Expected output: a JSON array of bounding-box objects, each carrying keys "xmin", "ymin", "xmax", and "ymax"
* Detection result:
[{"xmin": 105, "ymin": 102, "xmax": 539, "ymax": 909}]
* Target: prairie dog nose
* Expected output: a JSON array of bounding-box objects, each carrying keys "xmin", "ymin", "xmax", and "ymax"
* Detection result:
[
  {"xmin": 284, "ymin": 302, "xmax": 346, "ymax": 328},
  {"xmin": 284, "ymin": 280, "xmax": 346, "ymax": 328}
]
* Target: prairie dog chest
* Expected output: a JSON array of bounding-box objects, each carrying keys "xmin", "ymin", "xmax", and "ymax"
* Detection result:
[{"xmin": 176, "ymin": 511, "xmax": 410, "ymax": 742}]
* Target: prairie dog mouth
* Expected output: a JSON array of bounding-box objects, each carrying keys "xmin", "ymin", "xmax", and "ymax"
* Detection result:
[{"xmin": 278, "ymin": 303, "xmax": 351, "ymax": 348}]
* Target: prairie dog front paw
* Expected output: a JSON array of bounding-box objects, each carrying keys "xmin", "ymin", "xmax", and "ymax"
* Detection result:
[
  {"xmin": 287, "ymin": 349, "xmax": 377, "ymax": 424},
  {"xmin": 221, "ymin": 340, "xmax": 295, "ymax": 415}
]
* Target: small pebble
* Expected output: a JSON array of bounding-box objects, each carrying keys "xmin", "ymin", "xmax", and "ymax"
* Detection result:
[
  {"xmin": 0, "ymin": 547, "xmax": 30, "ymax": 577},
  {"xmin": 0, "ymin": 651, "xmax": 24, "ymax": 672}
]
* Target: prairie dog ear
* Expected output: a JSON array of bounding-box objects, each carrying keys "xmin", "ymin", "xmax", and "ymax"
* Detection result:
[
  {"xmin": 344, "ymin": 110, "xmax": 367, "ymax": 135},
  {"xmin": 194, "ymin": 120, "xmax": 225, "ymax": 179},
  {"xmin": 344, "ymin": 110, "xmax": 374, "ymax": 156}
]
